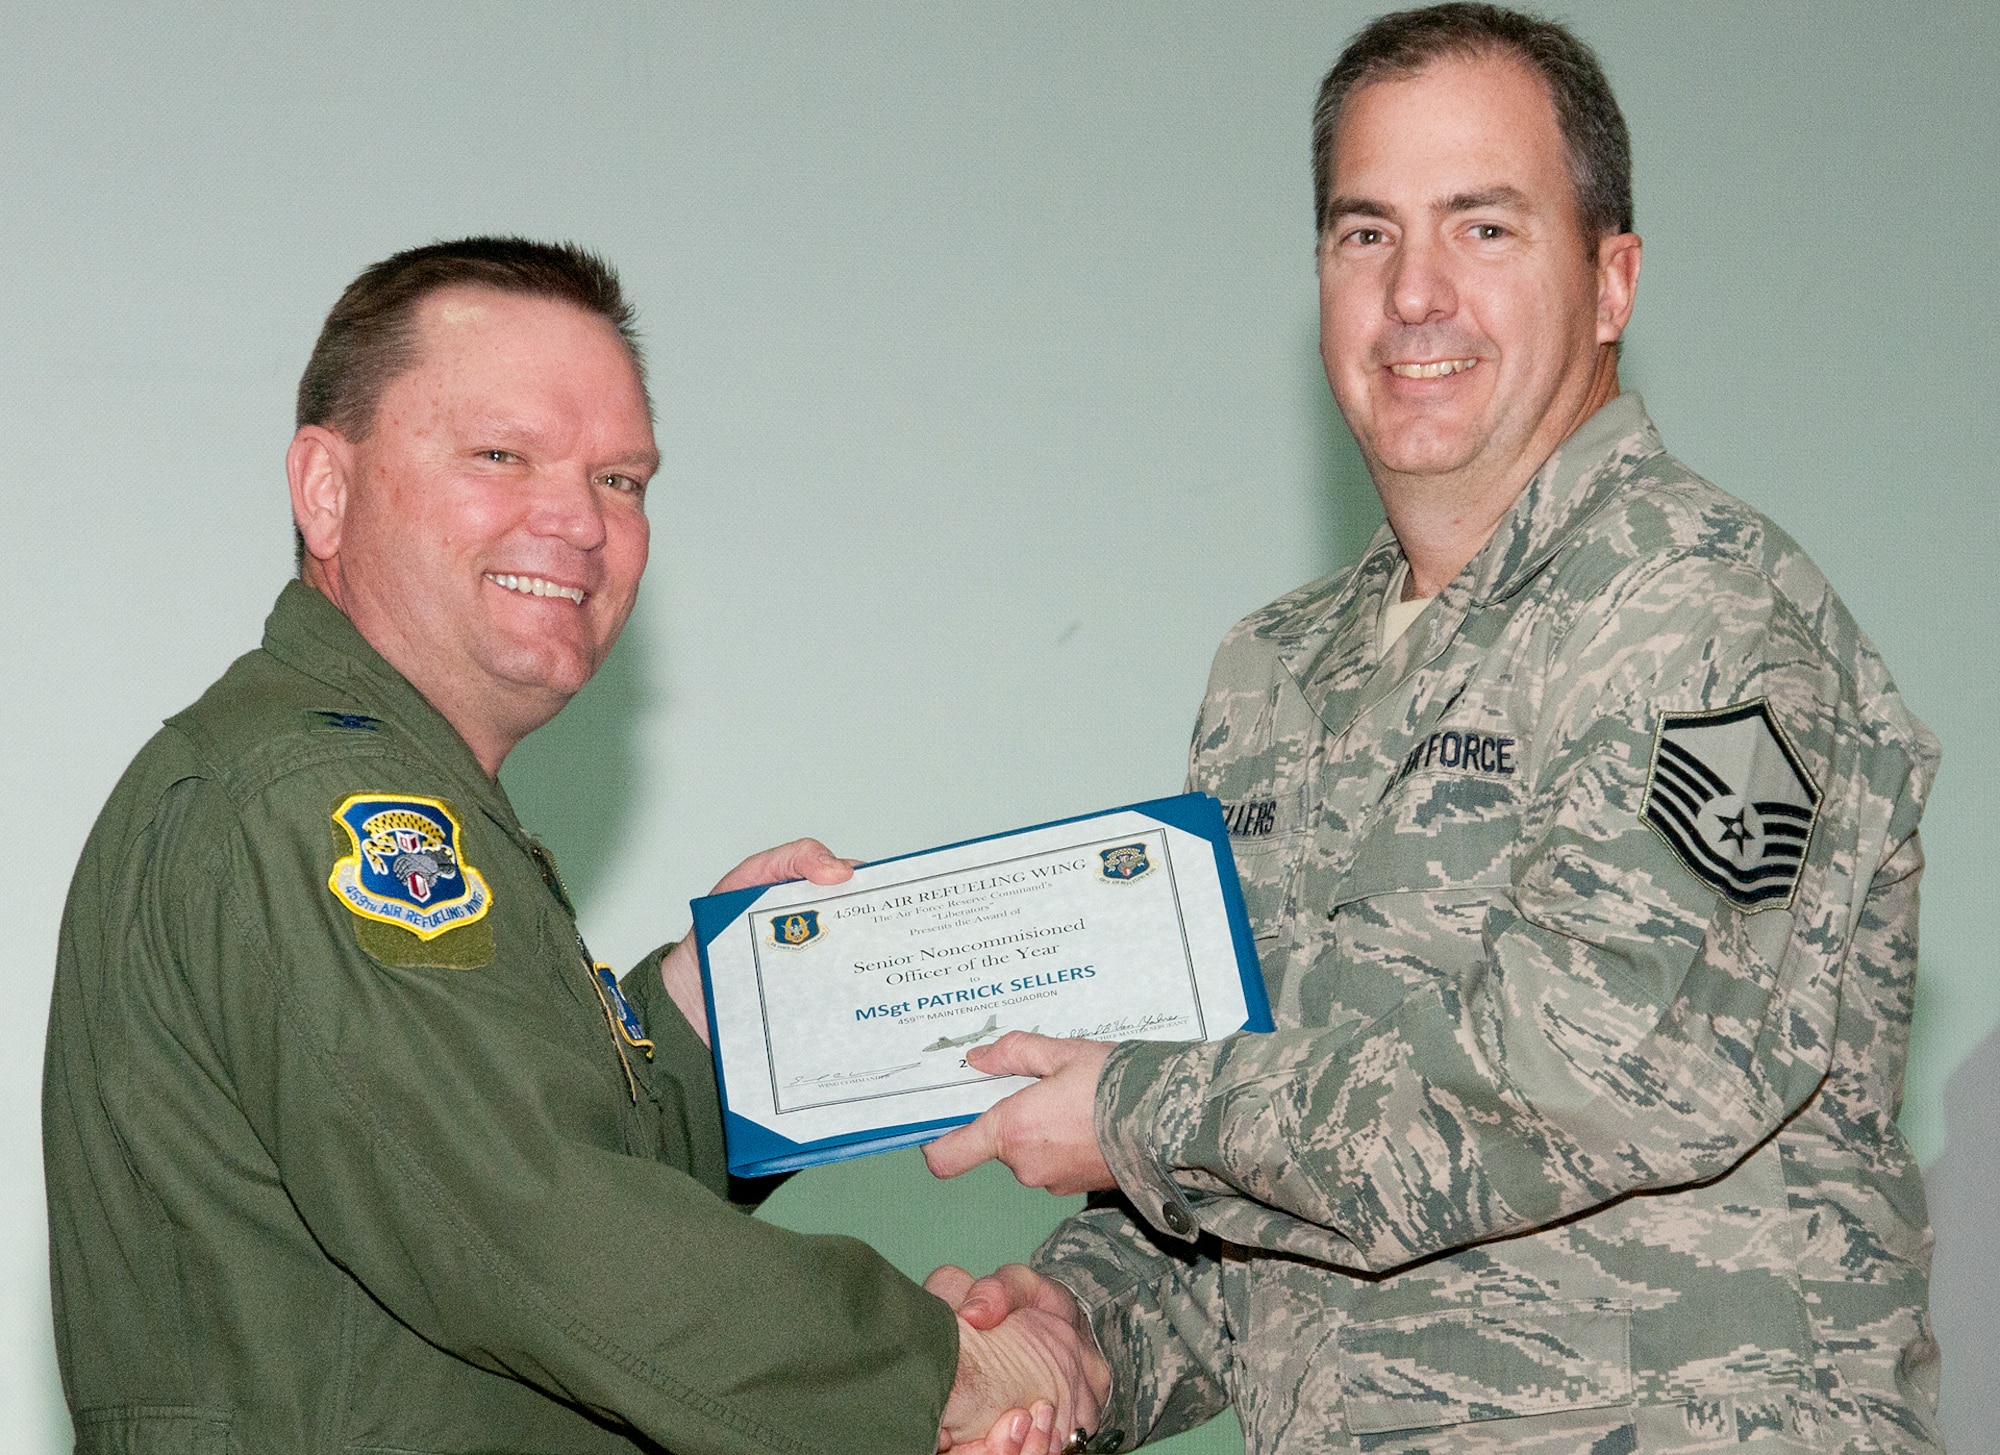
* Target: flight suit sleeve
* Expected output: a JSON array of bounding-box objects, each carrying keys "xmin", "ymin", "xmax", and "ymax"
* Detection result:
[
  {"xmin": 617, "ymin": 942, "xmax": 732, "ymax": 1189},
  {"xmin": 1088, "ymin": 552, "xmax": 1935, "ymax": 1273},
  {"xmin": 162, "ymin": 764, "xmax": 957, "ymax": 1455},
  {"xmin": 617, "ymin": 947, "xmax": 793, "ymax": 1214}
]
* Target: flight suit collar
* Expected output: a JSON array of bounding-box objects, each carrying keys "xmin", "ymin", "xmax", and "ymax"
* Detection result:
[
  {"xmin": 259, "ymin": 580, "xmax": 533, "ymax": 845},
  {"xmin": 1277, "ymin": 393, "xmax": 1664, "ymax": 743}
]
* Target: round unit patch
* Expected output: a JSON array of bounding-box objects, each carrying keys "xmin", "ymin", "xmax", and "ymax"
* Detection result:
[{"xmin": 329, "ymin": 793, "xmax": 494, "ymax": 940}]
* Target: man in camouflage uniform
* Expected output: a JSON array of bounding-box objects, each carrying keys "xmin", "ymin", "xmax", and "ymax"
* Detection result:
[{"xmin": 925, "ymin": 6, "xmax": 1943, "ymax": 1452}]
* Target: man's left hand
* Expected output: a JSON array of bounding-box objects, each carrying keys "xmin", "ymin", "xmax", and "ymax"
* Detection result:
[
  {"xmin": 923, "ymin": 1033, "xmax": 1118, "ymax": 1194},
  {"xmin": 661, "ymin": 839, "xmax": 856, "ymax": 1045}
]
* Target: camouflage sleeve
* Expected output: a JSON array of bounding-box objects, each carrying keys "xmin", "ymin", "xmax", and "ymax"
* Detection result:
[
  {"xmin": 1792, "ymin": 825, "xmax": 1941, "ymax": 1423},
  {"xmin": 1029, "ymin": 1200, "xmax": 1233, "ymax": 1452},
  {"xmin": 1092, "ymin": 551, "xmax": 1932, "ymax": 1273}
]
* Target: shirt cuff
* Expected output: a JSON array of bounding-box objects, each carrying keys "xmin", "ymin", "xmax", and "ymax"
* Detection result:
[
  {"xmin": 1093, "ymin": 1038, "xmax": 1218, "ymax": 1244},
  {"xmin": 619, "ymin": 947, "xmax": 719, "ymax": 1102},
  {"xmin": 618, "ymin": 942, "xmax": 690, "ymax": 1041}
]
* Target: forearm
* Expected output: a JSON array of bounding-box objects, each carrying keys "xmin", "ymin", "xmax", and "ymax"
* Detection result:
[
  {"xmin": 1030, "ymin": 1202, "xmax": 1232, "ymax": 1451},
  {"xmin": 1095, "ymin": 912, "xmax": 1826, "ymax": 1274}
]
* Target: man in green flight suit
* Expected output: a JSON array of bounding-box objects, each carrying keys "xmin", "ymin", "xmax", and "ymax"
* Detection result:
[
  {"xmin": 44, "ymin": 238, "xmax": 1105, "ymax": 1455},
  {"xmin": 926, "ymin": 5, "xmax": 1945, "ymax": 1452}
]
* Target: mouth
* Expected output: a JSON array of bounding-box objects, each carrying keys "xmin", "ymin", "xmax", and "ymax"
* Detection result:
[
  {"xmin": 485, "ymin": 572, "xmax": 586, "ymax": 605},
  {"xmin": 1387, "ymin": 358, "xmax": 1478, "ymax": 379}
]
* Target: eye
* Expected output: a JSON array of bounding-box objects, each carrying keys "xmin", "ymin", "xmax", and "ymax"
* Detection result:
[
  {"xmin": 1469, "ymin": 223, "xmax": 1508, "ymax": 241},
  {"xmin": 479, "ymin": 449, "xmax": 522, "ymax": 464},
  {"xmin": 1342, "ymin": 226, "xmax": 1388, "ymax": 247},
  {"xmin": 598, "ymin": 473, "xmax": 647, "ymax": 497}
]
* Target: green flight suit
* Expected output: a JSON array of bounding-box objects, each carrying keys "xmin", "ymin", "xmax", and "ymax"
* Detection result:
[
  {"xmin": 44, "ymin": 581, "xmax": 956, "ymax": 1455},
  {"xmin": 1036, "ymin": 397, "xmax": 1943, "ymax": 1453}
]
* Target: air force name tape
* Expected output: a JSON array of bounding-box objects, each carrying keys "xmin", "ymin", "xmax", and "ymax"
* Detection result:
[
  {"xmin": 329, "ymin": 793, "xmax": 493, "ymax": 939},
  {"xmin": 1642, "ymin": 699, "xmax": 1820, "ymax": 911}
]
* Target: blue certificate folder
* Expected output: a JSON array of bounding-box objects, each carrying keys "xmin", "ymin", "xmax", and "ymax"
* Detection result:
[{"xmin": 692, "ymin": 792, "xmax": 1272, "ymax": 1178}]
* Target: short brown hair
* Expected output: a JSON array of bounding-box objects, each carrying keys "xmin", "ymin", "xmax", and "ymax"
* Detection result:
[
  {"xmin": 1311, "ymin": 3, "xmax": 1633, "ymax": 245},
  {"xmin": 296, "ymin": 236, "xmax": 647, "ymax": 440}
]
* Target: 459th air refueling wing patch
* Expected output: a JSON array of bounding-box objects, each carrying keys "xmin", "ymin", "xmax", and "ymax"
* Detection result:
[
  {"xmin": 328, "ymin": 793, "xmax": 493, "ymax": 940},
  {"xmin": 1099, "ymin": 843, "xmax": 1152, "ymax": 882},
  {"xmin": 1641, "ymin": 699, "xmax": 1820, "ymax": 911}
]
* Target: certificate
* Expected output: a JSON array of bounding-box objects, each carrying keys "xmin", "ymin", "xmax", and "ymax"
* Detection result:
[{"xmin": 692, "ymin": 793, "xmax": 1271, "ymax": 1177}]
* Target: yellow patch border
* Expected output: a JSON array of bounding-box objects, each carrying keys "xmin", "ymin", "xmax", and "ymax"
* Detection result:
[
  {"xmin": 591, "ymin": 962, "xmax": 656, "ymax": 1061},
  {"xmin": 328, "ymin": 792, "xmax": 495, "ymax": 941}
]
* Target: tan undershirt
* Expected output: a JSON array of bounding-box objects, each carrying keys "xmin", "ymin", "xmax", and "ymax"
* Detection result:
[{"xmin": 1379, "ymin": 562, "xmax": 1431, "ymax": 653}]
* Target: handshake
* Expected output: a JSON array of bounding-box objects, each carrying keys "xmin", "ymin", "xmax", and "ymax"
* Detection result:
[
  {"xmin": 668, "ymin": 842, "xmax": 1128, "ymax": 1455},
  {"xmin": 931, "ymin": 1263, "xmax": 1111, "ymax": 1455},
  {"xmin": 922, "ymin": 1026, "xmax": 1124, "ymax": 1452}
]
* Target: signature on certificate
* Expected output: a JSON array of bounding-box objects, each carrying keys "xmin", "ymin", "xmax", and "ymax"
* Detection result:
[
  {"xmin": 785, "ymin": 1063, "xmax": 922, "ymax": 1089},
  {"xmin": 1076, "ymin": 1011, "xmax": 1192, "ymax": 1040}
]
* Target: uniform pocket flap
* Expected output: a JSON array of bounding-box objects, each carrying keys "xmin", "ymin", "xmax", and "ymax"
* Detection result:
[
  {"xmin": 74, "ymin": 1405, "xmax": 233, "ymax": 1455},
  {"xmin": 1326, "ymin": 770, "xmax": 1522, "ymax": 911},
  {"xmin": 1337, "ymin": 1304, "xmax": 1632, "ymax": 1435},
  {"xmin": 1226, "ymin": 826, "xmax": 1307, "ymax": 937}
]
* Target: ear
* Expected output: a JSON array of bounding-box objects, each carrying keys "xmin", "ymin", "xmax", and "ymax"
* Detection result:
[
  {"xmin": 288, "ymin": 425, "xmax": 353, "ymax": 568},
  {"xmin": 1595, "ymin": 231, "xmax": 1642, "ymax": 344}
]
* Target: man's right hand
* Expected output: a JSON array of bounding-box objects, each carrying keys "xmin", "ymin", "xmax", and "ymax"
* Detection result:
[
  {"xmin": 947, "ymin": 1263, "xmax": 1087, "ymax": 1338},
  {"xmin": 928, "ymin": 1265, "xmax": 1108, "ymax": 1453},
  {"xmin": 660, "ymin": 838, "xmax": 858, "ymax": 1044}
]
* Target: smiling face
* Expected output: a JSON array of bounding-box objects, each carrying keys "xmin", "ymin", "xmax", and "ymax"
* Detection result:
[
  {"xmin": 1318, "ymin": 52, "xmax": 1638, "ymax": 507},
  {"xmin": 291, "ymin": 286, "xmax": 658, "ymax": 772}
]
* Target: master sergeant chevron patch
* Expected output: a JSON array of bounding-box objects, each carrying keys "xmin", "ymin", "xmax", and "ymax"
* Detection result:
[{"xmin": 1641, "ymin": 698, "xmax": 1820, "ymax": 911}]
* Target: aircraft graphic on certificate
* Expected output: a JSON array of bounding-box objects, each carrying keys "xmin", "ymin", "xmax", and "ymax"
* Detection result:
[{"xmin": 693, "ymin": 793, "xmax": 1273, "ymax": 1176}]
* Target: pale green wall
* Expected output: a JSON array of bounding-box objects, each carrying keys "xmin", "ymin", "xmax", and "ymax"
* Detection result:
[{"xmin": 3, "ymin": 4, "xmax": 1993, "ymax": 1450}]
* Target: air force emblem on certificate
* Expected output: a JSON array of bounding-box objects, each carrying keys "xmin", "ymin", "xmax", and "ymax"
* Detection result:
[
  {"xmin": 328, "ymin": 793, "xmax": 493, "ymax": 940},
  {"xmin": 771, "ymin": 909, "xmax": 824, "ymax": 949},
  {"xmin": 1099, "ymin": 843, "xmax": 1153, "ymax": 882},
  {"xmin": 1642, "ymin": 699, "xmax": 1820, "ymax": 911}
]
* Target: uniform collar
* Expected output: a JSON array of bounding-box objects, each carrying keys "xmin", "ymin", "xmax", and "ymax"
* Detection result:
[
  {"xmin": 260, "ymin": 580, "xmax": 529, "ymax": 837},
  {"xmin": 1457, "ymin": 391, "xmax": 1663, "ymax": 608},
  {"xmin": 1274, "ymin": 393, "xmax": 1664, "ymax": 742}
]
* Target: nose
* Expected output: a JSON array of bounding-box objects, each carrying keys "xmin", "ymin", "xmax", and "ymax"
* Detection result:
[
  {"xmin": 1387, "ymin": 232, "xmax": 1456, "ymax": 326},
  {"xmin": 528, "ymin": 466, "xmax": 608, "ymax": 553}
]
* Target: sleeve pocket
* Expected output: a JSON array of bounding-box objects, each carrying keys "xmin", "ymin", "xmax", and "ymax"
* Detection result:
[{"xmin": 1336, "ymin": 1303, "xmax": 1632, "ymax": 1435}]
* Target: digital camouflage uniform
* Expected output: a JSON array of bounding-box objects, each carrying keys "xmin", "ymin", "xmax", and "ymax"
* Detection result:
[
  {"xmin": 44, "ymin": 581, "xmax": 956, "ymax": 1455},
  {"xmin": 1036, "ymin": 396, "xmax": 1943, "ymax": 1454}
]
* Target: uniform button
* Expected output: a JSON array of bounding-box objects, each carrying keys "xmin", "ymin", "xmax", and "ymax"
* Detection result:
[{"xmin": 1161, "ymin": 1202, "xmax": 1194, "ymax": 1238}]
